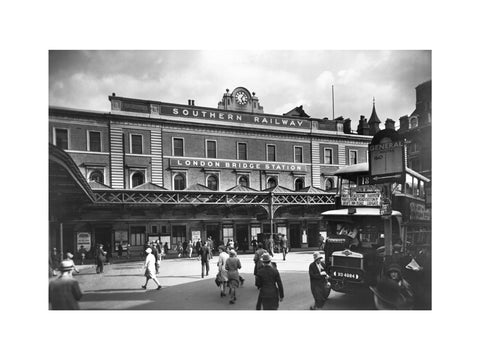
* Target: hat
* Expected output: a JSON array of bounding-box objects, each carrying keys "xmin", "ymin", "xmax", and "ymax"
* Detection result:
[
  {"xmin": 229, "ymin": 249, "xmax": 236, "ymax": 256},
  {"xmin": 385, "ymin": 263, "xmax": 402, "ymax": 274},
  {"xmin": 218, "ymin": 246, "xmax": 225, "ymax": 252},
  {"xmin": 145, "ymin": 247, "xmax": 152, "ymax": 254},
  {"xmin": 313, "ymin": 252, "xmax": 323, "ymax": 261},
  {"xmin": 261, "ymin": 253, "xmax": 271, "ymax": 263},
  {"xmin": 66, "ymin": 252, "xmax": 74, "ymax": 259},
  {"xmin": 59, "ymin": 260, "xmax": 74, "ymax": 272}
]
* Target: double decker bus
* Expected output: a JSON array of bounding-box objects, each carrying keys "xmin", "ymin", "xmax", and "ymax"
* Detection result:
[{"xmin": 321, "ymin": 162, "xmax": 431, "ymax": 294}]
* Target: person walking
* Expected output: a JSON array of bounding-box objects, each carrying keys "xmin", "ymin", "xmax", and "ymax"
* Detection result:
[
  {"xmin": 187, "ymin": 240, "xmax": 193, "ymax": 258},
  {"xmin": 253, "ymin": 243, "xmax": 268, "ymax": 276},
  {"xmin": 177, "ymin": 242, "xmax": 183, "ymax": 258},
  {"xmin": 96, "ymin": 244, "xmax": 106, "ymax": 274},
  {"xmin": 225, "ymin": 249, "xmax": 242, "ymax": 304},
  {"xmin": 117, "ymin": 243, "xmax": 123, "ymax": 258},
  {"xmin": 78, "ymin": 245, "xmax": 87, "ymax": 265},
  {"xmin": 126, "ymin": 243, "xmax": 131, "ymax": 259},
  {"xmin": 255, "ymin": 253, "xmax": 284, "ymax": 310},
  {"xmin": 265, "ymin": 236, "xmax": 274, "ymax": 257},
  {"xmin": 49, "ymin": 247, "xmax": 60, "ymax": 277},
  {"xmin": 279, "ymin": 234, "xmax": 288, "ymax": 261},
  {"xmin": 65, "ymin": 252, "xmax": 80, "ymax": 274},
  {"xmin": 164, "ymin": 242, "xmax": 169, "ymax": 256},
  {"xmin": 206, "ymin": 236, "xmax": 214, "ymax": 258},
  {"xmin": 195, "ymin": 240, "xmax": 202, "ymax": 258},
  {"xmin": 142, "ymin": 248, "xmax": 162, "ymax": 290},
  {"xmin": 151, "ymin": 244, "xmax": 160, "ymax": 275},
  {"xmin": 309, "ymin": 252, "xmax": 330, "ymax": 310},
  {"xmin": 216, "ymin": 246, "xmax": 229, "ymax": 297},
  {"xmin": 49, "ymin": 260, "xmax": 83, "ymax": 310},
  {"xmin": 200, "ymin": 241, "xmax": 211, "ymax": 278}
]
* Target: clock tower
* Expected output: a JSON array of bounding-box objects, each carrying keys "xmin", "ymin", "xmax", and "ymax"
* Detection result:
[{"xmin": 217, "ymin": 87, "xmax": 264, "ymax": 113}]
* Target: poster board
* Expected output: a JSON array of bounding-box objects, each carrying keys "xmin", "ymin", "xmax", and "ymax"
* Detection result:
[{"xmin": 76, "ymin": 232, "xmax": 91, "ymax": 251}]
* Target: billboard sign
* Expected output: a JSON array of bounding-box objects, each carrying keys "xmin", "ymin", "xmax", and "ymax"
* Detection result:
[{"xmin": 369, "ymin": 129, "xmax": 405, "ymax": 182}]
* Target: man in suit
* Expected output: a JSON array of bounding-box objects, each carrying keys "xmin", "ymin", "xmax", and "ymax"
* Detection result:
[
  {"xmin": 200, "ymin": 241, "xmax": 211, "ymax": 278},
  {"xmin": 255, "ymin": 253, "xmax": 284, "ymax": 310},
  {"xmin": 309, "ymin": 251, "xmax": 330, "ymax": 310}
]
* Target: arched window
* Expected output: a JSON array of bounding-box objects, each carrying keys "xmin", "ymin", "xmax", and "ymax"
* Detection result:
[
  {"xmin": 238, "ymin": 176, "xmax": 249, "ymax": 187},
  {"xmin": 325, "ymin": 178, "xmax": 334, "ymax": 191},
  {"xmin": 295, "ymin": 178, "xmax": 304, "ymax": 191},
  {"xmin": 174, "ymin": 173, "xmax": 186, "ymax": 190},
  {"xmin": 89, "ymin": 170, "xmax": 104, "ymax": 184},
  {"xmin": 131, "ymin": 171, "xmax": 145, "ymax": 188},
  {"xmin": 207, "ymin": 175, "xmax": 218, "ymax": 191},
  {"xmin": 267, "ymin": 177, "xmax": 277, "ymax": 188}
]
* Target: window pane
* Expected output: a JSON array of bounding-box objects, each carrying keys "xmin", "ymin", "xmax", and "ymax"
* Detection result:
[
  {"xmin": 132, "ymin": 172, "xmax": 145, "ymax": 187},
  {"xmin": 55, "ymin": 129, "xmax": 68, "ymax": 150},
  {"xmin": 207, "ymin": 175, "xmax": 218, "ymax": 190},
  {"xmin": 238, "ymin": 143, "xmax": 247, "ymax": 160},
  {"xmin": 173, "ymin": 138, "xmax": 184, "ymax": 156},
  {"xmin": 131, "ymin": 135, "xmax": 142, "ymax": 154},
  {"xmin": 267, "ymin": 145, "xmax": 276, "ymax": 161},
  {"xmin": 325, "ymin": 149, "xmax": 332, "ymax": 164},
  {"xmin": 89, "ymin": 131, "xmax": 101, "ymax": 152},
  {"xmin": 239, "ymin": 176, "xmax": 249, "ymax": 187},
  {"xmin": 350, "ymin": 151, "xmax": 357, "ymax": 164},
  {"xmin": 207, "ymin": 141, "xmax": 216, "ymax": 158},
  {"xmin": 267, "ymin": 177, "xmax": 277, "ymax": 188},
  {"xmin": 295, "ymin": 147, "xmax": 303, "ymax": 163},
  {"xmin": 89, "ymin": 170, "xmax": 104, "ymax": 184},
  {"xmin": 295, "ymin": 178, "xmax": 304, "ymax": 191},
  {"xmin": 174, "ymin": 174, "xmax": 186, "ymax": 190}
]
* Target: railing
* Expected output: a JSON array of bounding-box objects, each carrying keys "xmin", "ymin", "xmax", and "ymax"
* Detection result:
[{"xmin": 93, "ymin": 190, "xmax": 336, "ymax": 206}]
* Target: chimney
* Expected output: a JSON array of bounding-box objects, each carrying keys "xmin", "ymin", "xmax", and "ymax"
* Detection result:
[
  {"xmin": 385, "ymin": 118, "xmax": 395, "ymax": 130},
  {"xmin": 344, "ymin": 118, "xmax": 352, "ymax": 134},
  {"xmin": 399, "ymin": 115, "xmax": 409, "ymax": 131},
  {"xmin": 188, "ymin": 99, "xmax": 195, "ymax": 106},
  {"xmin": 357, "ymin": 115, "xmax": 369, "ymax": 135}
]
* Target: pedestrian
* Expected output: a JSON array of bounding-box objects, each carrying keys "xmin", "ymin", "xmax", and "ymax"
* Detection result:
[
  {"xmin": 255, "ymin": 253, "xmax": 284, "ymax": 310},
  {"xmin": 318, "ymin": 233, "xmax": 325, "ymax": 251},
  {"xmin": 187, "ymin": 240, "xmax": 193, "ymax": 258},
  {"xmin": 104, "ymin": 242, "xmax": 112, "ymax": 265},
  {"xmin": 309, "ymin": 252, "xmax": 330, "ymax": 310},
  {"xmin": 49, "ymin": 260, "xmax": 83, "ymax": 310},
  {"xmin": 265, "ymin": 236, "xmax": 274, "ymax": 257},
  {"xmin": 141, "ymin": 248, "xmax": 162, "ymax": 290},
  {"xmin": 251, "ymin": 238, "xmax": 258, "ymax": 254},
  {"xmin": 370, "ymin": 263, "xmax": 414, "ymax": 310},
  {"xmin": 96, "ymin": 244, "xmax": 107, "ymax": 274},
  {"xmin": 126, "ymin": 243, "xmax": 131, "ymax": 259},
  {"xmin": 253, "ymin": 243, "xmax": 268, "ymax": 276},
  {"xmin": 182, "ymin": 240, "xmax": 188, "ymax": 257},
  {"xmin": 216, "ymin": 246, "xmax": 229, "ymax": 297},
  {"xmin": 65, "ymin": 252, "xmax": 80, "ymax": 274},
  {"xmin": 195, "ymin": 240, "xmax": 202, "ymax": 258},
  {"xmin": 78, "ymin": 245, "xmax": 87, "ymax": 265},
  {"xmin": 200, "ymin": 241, "xmax": 211, "ymax": 278},
  {"xmin": 49, "ymin": 247, "xmax": 60, "ymax": 277},
  {"xmin": 225, "ymin": 249, "xmax": 242, "ymax": 304},
  {"xmin": 227, "ymin": 239, "xmax": 234, "ymax": 251},
  {"xmin": 117, "ymin": 243, "xmax": 123, "ymax": 258},
  {"xmin": 164, "ymin": 242, "xmax": 169, "ymax": 256},
  {"xmin": 177, "ymin": 242, "xmax": 183, "ymax": 258},
  {"xmin": 279, "ymin": 234, "xmax": 288, "ymax": 261},
  {"xmin": 151, "ymin": 244, "xmax": 160, "ymax": 275}
]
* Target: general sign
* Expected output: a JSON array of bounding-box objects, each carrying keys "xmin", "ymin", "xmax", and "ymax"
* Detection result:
[
  {"xmin": 368, "ymin": 129, "xmax": 405, "ymax": 181},
  {"xmin": 169, "ymin": 157, "xmax": 309, "ymax": 172}
]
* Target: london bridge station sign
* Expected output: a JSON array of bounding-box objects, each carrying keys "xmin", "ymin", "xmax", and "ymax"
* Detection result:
[{"xmin": 169, "ymin": 157, "xmax": 309, "ymax": 172}]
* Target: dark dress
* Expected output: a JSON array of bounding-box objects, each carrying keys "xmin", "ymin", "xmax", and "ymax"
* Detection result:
[
  {"xmin": 309, "ymin": 261, "xmax": 329, "ymax": 308},
  {"xmin": 255, "ymin": 264, "xmax": 284, "ymax": 310}
]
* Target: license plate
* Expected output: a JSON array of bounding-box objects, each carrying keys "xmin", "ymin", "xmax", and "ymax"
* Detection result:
[{"xmin": 332, "ymin": 270, "xmax": 360, "ymax": 280}]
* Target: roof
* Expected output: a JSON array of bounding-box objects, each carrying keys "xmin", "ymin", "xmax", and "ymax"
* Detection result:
[
  {"xmin": 88, "ymin": 181, "xmax": 112, "ymax": 189},
  {"xmin": 185, "ymin": 183, "xmax": 211, "ymax": 191},
  {"xmin": 321, "ymin": 208, "xmax": 402, "ymax": 217},
  {"xmin": 133, "ymin": 182, "xmax": 167, "ymax": 190},
  {"xmin": 226, "ymin": 185, "xmax": 258, "ymax": 192},
  {"xmin": 262, "ymin": 185, "xmax": 294, "ymax": 192},
  {"xmin": 296, "ymin": 185, "xmax": 327, "ymax": 193},
  {"xmin": 334, "ymin": 162, "xmax": 369, "ymax": 175},
  {"xmin": 368, "ymin": 102, "xmax": 381, "ymax": 124}
]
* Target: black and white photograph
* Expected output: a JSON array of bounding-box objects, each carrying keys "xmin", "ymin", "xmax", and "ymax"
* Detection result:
[
  {"xmin": 48, "ymin": 50, "xmax": 431, "ymax": 311},
  {"xmin": 3, "ymin": 1, "xmax": 479, "ymax": 360}
]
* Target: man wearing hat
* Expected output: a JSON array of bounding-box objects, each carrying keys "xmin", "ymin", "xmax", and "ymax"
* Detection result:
[
  {"xmin": 370, "ymin": 262, "xmax": 414, "ymax": 310},
  {"xmin": 255, "ymin": 253, "xmax": 284, "ymax": 310},
  {"xmin": 49, "ymin": 260, "xmax": 83, "ymax": 310},
  {"xmin": 309, "ymin": 251, "xmax": 330, "ymax": 310},
  {"xmin": 200, "ymin": 240, "xmax": 211, "ymax": 278}
]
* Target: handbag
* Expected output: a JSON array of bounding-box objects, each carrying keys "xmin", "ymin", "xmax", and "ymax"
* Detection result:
[{"xmin": 214, "ymin": 272, "xmax": 222, "ymax": 287}]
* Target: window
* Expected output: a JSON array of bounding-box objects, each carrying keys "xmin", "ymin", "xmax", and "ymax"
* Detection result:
[
  {"xmin": 174, "ymin": 173, "xmax": 186, "ymax": 190},
  {"xmin": 238, "ymin": 176, "xmax": 249, "ymax": 187},
  {"xmin": 131, "ymin": 171, "xmax": 145, "ymax": 188},
  {"xmin": 325, "ymin": 178, "xmax": 334, "ymax": 191},
  {"xmin": 131, "ymin": 134, "xmax": 143, "ymax": 154},
  {"xmin": 349, "ymin": 150, "xmax": 358, "ymax": 165},
  {"xmin": 410, "ymin": 116, "xmax": 418, "ymax": 128},
  {"xmin": 223, "ymin": 226, "xmax": 234, "ymax": 244},
  {"xmin": 172, "ymin": 226, "xmax": 187, "ymax": 248},
  {"xmin": 89, "ymin": 170, "xmax": 104, "ymax": 184},
  {"xmin": 238, "ymin": 143, "xmax": 247, "ymax": 160},
  {"xmin": 54, "ymin": 128, "xmax": 68, "ymax": 150},
  {"xmin": 267, "ymin": 144, "xmax": 276, "ymax": 161},
  {"xmin": 173, "ymin": 138, "xmax": 184, "ymax": 156},
  {"xmin": 324, "ymin": 148, "xmax": 333, "ymax": 164},
  {"xmin": 294, "ymin": 146, "xmax": 303, "ymax": 163},
  {"xmin": 151, "ymin": 225, "xmax": 158, "ymax": 234},
  {"xmin": 206, "ymin": 140, "xmax": 217, "ymax": 158},
  {"xmin": 405, "ymin": 173, "xmax": 413, "ymax": 195},
  {"xmin": 130, "ymin": 226, "xmax": 146, "ymax": 246},
  {"xmin": 207, "ymin": 174, "xmax": 218, "ymax": 190},
  {"xmin": 267, "ymin": 177, "xmax": 277, "ymax": 188},
  {"xmin": 88, "ymin": 131, "xmax": 101, "ymax": 152},
  {"xmin": 295, "ymin": 178, "xmax": 304, "ymax": 191}
]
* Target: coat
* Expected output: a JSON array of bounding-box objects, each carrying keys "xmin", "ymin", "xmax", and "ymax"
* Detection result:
[
  {"xmin": 49, "ymin": 277, "xmax": 83, "ymax": 310},
  {"xmin": 200, "ymin": 244, "xmax": 211, "ymax": 262},
  {"xmin": 225, "ymin": 256, "xmax": 242, "ymax": 286},
  {"xmin": 144, "ymin": 253, "xmax": 156, "ymax": 278},
  {"xmin": 255, "ymin": 264, "xmax": 284, "ymax": 301},
  {"xmin": 309, "ymin": 261, "xmax": 328, "ymax": 300},
  {"xmin": 217, "ymin": 251, "xmax": 229, "ymax": 282}
]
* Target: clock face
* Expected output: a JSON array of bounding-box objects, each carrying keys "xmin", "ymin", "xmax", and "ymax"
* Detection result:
[{"xmin": 235, "ymin": 91, "xmax": 248, "ymax": 105}]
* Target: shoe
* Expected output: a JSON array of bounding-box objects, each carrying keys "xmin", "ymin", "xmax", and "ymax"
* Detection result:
[
  {"xmin": 201, "ymin": 274, "xmax": 204, "ymax": 278},
  {"xmin": 240, "ymin": 278, "xmax": 244, "ymax": 286},
  {"xmin": 234, "ymin": 296, "xmax": 237, "ymax": 301},
  {"xmin": 229, "ymin": 300, "xmax": 235, "ymax": 304},
  {"xmin": 157, "ymin": 285, "xmax": 162, "ymax": 290},
  {"xmin": 142, "ymin": 285, "xmax": 147, "ymax": 289}
]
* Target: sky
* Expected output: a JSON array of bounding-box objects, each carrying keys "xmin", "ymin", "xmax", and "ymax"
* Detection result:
[{"xmin": 49, "ymin": 50, "xmax": 431, "ymax": 130}]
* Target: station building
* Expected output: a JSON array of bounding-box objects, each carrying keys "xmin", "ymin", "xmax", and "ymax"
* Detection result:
[{"xmin": 49, "ymin": 87, "xmax": 374, "ymax": 256}]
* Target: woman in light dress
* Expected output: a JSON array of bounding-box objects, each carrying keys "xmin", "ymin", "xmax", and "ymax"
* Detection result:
[{"xmin": 217, "ymin": 246, "xmax": 229, "ymax": 297}]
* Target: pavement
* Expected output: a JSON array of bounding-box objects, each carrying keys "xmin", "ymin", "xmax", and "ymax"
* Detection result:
[{"xmin": 70, "ymin": 251, "xmax": 375, "ymax": 310}]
